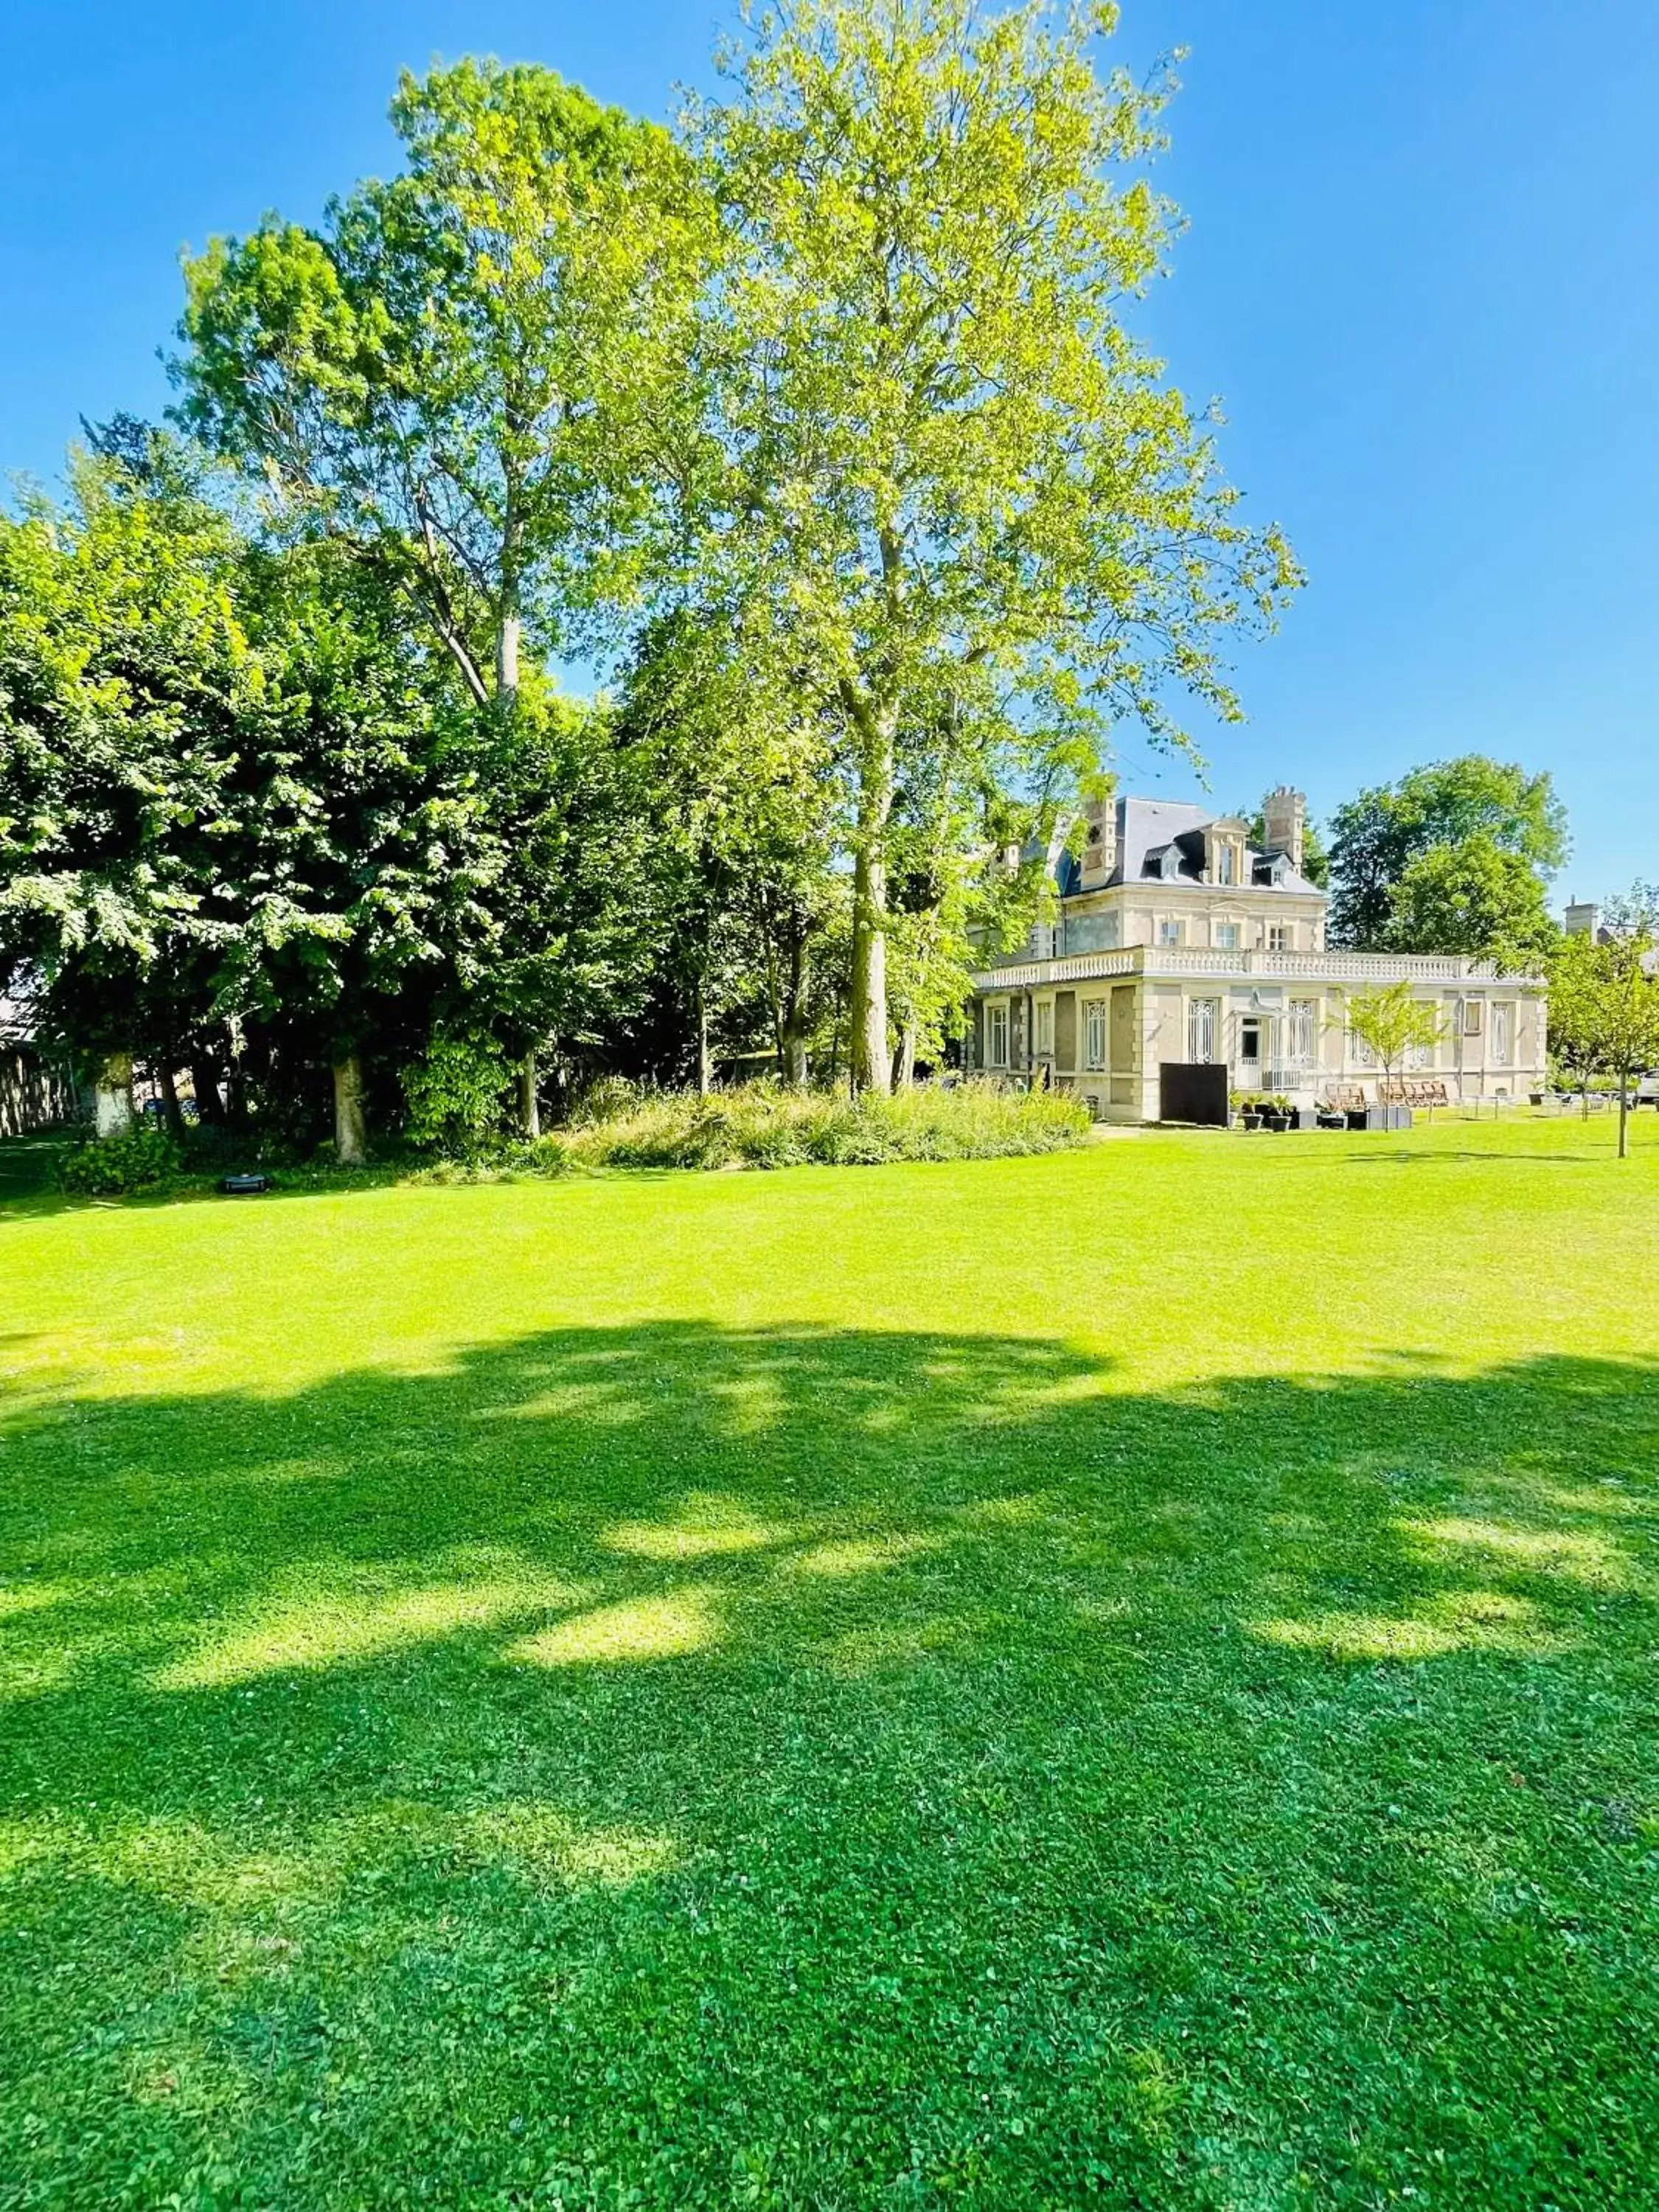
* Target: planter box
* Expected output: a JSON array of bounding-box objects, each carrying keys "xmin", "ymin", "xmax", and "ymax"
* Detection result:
[{"xmin": 1346, "ymin": 1105, "xmax": 1413, "ymax": 1133}]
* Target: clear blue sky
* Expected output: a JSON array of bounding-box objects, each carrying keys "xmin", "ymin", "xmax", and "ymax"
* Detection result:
[{"xmin": 4, "ymin": 0, "xmax": 1655, "ymax": 900}]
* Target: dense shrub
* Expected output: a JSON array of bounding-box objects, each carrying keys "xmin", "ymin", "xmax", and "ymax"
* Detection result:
[
  {"xmin": 402, "ymin": 1037, "xmax": 515, "ymax": 1158},
  {"xmin": 549, "ymin": 1079, "xmax": 1090, "ymax": 1172},
  {"xmin": 57, "ymin": 1124, "xmax": 181, "ymax": 1195}
]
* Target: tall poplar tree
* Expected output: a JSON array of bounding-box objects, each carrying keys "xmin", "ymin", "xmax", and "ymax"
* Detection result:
[{"xmin": 686, "ymin": 0, "xmax": 1297, "ymax": 1088}]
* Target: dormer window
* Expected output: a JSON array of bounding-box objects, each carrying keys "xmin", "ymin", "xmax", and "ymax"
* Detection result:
[{"xmin": 1205, "ymin": 821, "xmax": 1246, "ymax": 884}]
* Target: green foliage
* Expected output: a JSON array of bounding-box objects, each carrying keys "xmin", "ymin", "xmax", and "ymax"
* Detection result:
[
  {"xmin": 1327, "ymin": 755, "xmax": 1568, "ymax": 949},
  {"xmin": 552, "ymin": 1077, "xmax": 1089, "ymax": 1170},
  {"xmin": 1344, "ymin": 981, "xmax": 1442, "ymax": 1084},
  {"xmin": 1547, "ymin": 908, "xmax": 1659, "ymax": 1156},
  {"xmin": 0, "ymin": 450, "xmax": 257, "ymax": 1061},
  {"xmin": 176, "ymin": 60, "xmax": 703, "ymax": 706},
  {"xmin": 400, "ymin": 1034, "xmax": 515, "ymax": 1155},
  {"xmin": 1381, "ymin": 832, "xmax": 1558, "ymax": 967},
  {"xmin": 22, "ymin": 16, "xmax": 1304, "ymax": 1134},
  {"xmin": 682, "ymin": 0, "xmax": 1299, "ymax": 1082},
  {"xmin": 607, "ymin": 612, "xmax": 838, "ymax": 1083},
  {"xmin": 55, "ymin": 1121, "xmax": 179, "ymax": 1194}
]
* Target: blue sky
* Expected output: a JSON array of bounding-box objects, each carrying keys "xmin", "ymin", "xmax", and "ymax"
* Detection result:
[{"xmin": 4, "ymin": 0, "xmax": 1655, "ymax": 900}]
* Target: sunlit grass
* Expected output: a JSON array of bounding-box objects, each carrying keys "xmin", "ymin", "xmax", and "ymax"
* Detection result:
[{"xmin": 1, "ymin": 1110, "xmax": 1658, "ymax": 2208}]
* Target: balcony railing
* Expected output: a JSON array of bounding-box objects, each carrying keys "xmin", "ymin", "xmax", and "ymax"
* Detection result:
[{"xmin": 973, "ymin": 944, "xmax": 1540, "ymax": 992}]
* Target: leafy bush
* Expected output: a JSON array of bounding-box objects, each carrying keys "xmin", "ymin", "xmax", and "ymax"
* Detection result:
[
  {"xmin": 58, "ymin": 1124, "xmax": 181, "ymax": 1196},
  {"xmin": 554, "ymin": 1079, "xmax": 1091, "ymax": 1172},
  {"xmin": 402, "ymin": 1037, "xmax": 515, "ymax": 1158}
]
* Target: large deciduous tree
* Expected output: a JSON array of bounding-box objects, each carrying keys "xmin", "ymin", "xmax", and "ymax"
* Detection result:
[
  {"xmin": 175, "ymin": 60, "xmax": 703, "ymax": 715},
  {"xmin": 1380, "ymin": 832, "xmax": 1557, "ymax": 969},
  {"xmin": 0, "ymin": 448, "xmax": 512, "ymax": 1163},
  {"xmin": 1327, "ymin": 756, "xmax": 1567, "ymax": 950},
  {"xmin": 684, "ymin": 0, "xmax": 1298, "ymax": 1090},
  {"xmin": 0, "ymin": 452, "xmax": 255, "ymax": 1128}
]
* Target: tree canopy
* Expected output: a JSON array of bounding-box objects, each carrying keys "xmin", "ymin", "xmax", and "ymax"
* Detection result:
[
  {"xmin": 176, "ymin": 60, "xmax": 705, "ymax": 712},
  {"xmin": 675, "ymin": 0, "xmax": 1299, "ymax": 1086},
  {"xmin": 1326, "ymin": 755, "xmax": 1567, "ymax": 953},
  {"xmin": 5, "ymin": 4, "xmax": 1306, "ymax": 1151}
]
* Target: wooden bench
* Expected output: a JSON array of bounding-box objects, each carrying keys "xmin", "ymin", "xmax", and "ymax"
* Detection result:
[
  {"xmin": 1380, "ymin": 1079, "xmax": 1450, "ymax": 1110},
  {"xmin": 1322, "ymin": 1085, "xmax": 1367, "ymax": 1114}
]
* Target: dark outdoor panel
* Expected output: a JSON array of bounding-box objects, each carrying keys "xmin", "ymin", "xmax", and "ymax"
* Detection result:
[{"xmin": 1160, "ymin": 1062, "xmax": 1228, "ymax": 1126}]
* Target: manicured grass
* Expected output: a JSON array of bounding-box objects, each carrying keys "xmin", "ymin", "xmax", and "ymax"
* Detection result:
[{"xmin": 2, "ymin": 1112, "xmax": 1658, "ymax": 2209}]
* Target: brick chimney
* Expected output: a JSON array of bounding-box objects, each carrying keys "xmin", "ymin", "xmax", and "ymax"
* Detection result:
[
  {"xmin": 1078, "ymin": 796, "xmax": 1119, "ymax": 891},
  {"xmin": 1262, "ymin": 786, "xmax": 1306, "ymax": 874}
]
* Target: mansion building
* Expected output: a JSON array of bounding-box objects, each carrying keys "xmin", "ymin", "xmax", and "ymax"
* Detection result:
[{"xmin": 967, "ymin": 787, "xmax": 1548, "ymax": 1122}]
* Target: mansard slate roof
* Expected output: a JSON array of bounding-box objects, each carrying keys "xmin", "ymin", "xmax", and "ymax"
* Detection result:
[
  {"xmin": 1071, "ymin": 797, "xmax": 1325, "ymax": 899},
  {"xmin": 1028, "ymin": 793, "xmax": 1324, "ymax": 900}
]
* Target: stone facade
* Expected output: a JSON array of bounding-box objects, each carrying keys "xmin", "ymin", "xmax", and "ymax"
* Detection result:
[{"xmin": 967, "ymin": 790, "xmax": 1549, "ymax": 1121}]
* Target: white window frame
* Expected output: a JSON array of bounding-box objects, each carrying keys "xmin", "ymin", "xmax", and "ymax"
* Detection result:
[
  {"xmin": 987, "ymin": 1003, "xmax": 1009, "ymax": 1069},
  {"xmin": 1158, "ymin": 918, "xmax": 1183, "ymax": 947},
  {"xmin": 1492, "ymin": 1002, "xmax": 1512, "ymax": 1067},
  {"xmin": 1217, "ymin": 841, "xmax": 1236, "ymax": 886},
  {"xmin": 1462, "ymin": 998, "xmax": 1484, "ymax": 1037},
  {"xmin": 1214, "ymin": 922, "xmax": 1241, "ymax": 951},
  {"xmin": 1186, "ymin": 996, "xmax": 1220, "ymax": 1064},
  {"xmin": 1267, "ymin": 923, "xmax": 1290, "ymax": 953},
  {"xmin": 1035, "ymin": 999, "xmax": 1054, "ymax": 1057},
  {"xmin": 1084, "ymin": 999, "xmax": 1107, "ymax": 1071},
  {"xmin": 1287, "ymin": 998, "xmax": 1316, "ymax": 1067}
]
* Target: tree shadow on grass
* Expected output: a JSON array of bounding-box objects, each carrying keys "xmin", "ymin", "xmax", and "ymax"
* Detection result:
[{"xmin": 3, "ymin": 1325, "xmax": 1659, "ymax": 2209}]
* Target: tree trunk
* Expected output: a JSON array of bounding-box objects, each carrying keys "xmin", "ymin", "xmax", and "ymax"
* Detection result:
[
  {"xmin": 1619, "ymin": 1062, "xmax": 1630, "ymax": 1159},
  {"xmin": 332, "ymin": 1054, "xmax": 368, "ymax": 1166},
  {"xmin": 157, "ymin": 1060, "xmax": 186, "ymax": 1144},
  {"xmin": 191, "ymin": 1055, "xmax": 226, "ymax": 1124},
  {"xmin": 496, "ymin": 610, "xmax": 521, "ymax": 706},
  {"xmin": 781, "ymin": 931, "xmax": 810, "ymax": 1088},
  {"xmin": 891, "ymin": 1020, "xmax": 917, "ymax": 1091},
  {"xmin": 93, "ymin": 1052, "xmax": 134, "ymax": 1140},
  {"xmin": 850, "ymin": 839, "xmax": 891, "ymax": 1095},
  {"xmin": 782, "ymin": 1017, "xmax": 810, "ymax": 1089},
  {"xmin": 849, "ymin": 713, "xmax": 895, "ymax": 1096},
  {"xmin": 518, "ymin": 1052, "xmax": 540, "ymax": 1139},
  {"xmin": 695, "ymin": 983, "xmax": 712, "ymax": 1096}
]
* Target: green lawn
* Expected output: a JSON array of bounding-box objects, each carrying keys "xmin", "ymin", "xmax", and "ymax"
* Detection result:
[{"xmin": 3, "ymin": 1113, "xmax": 1658, "ymax": 2211}]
